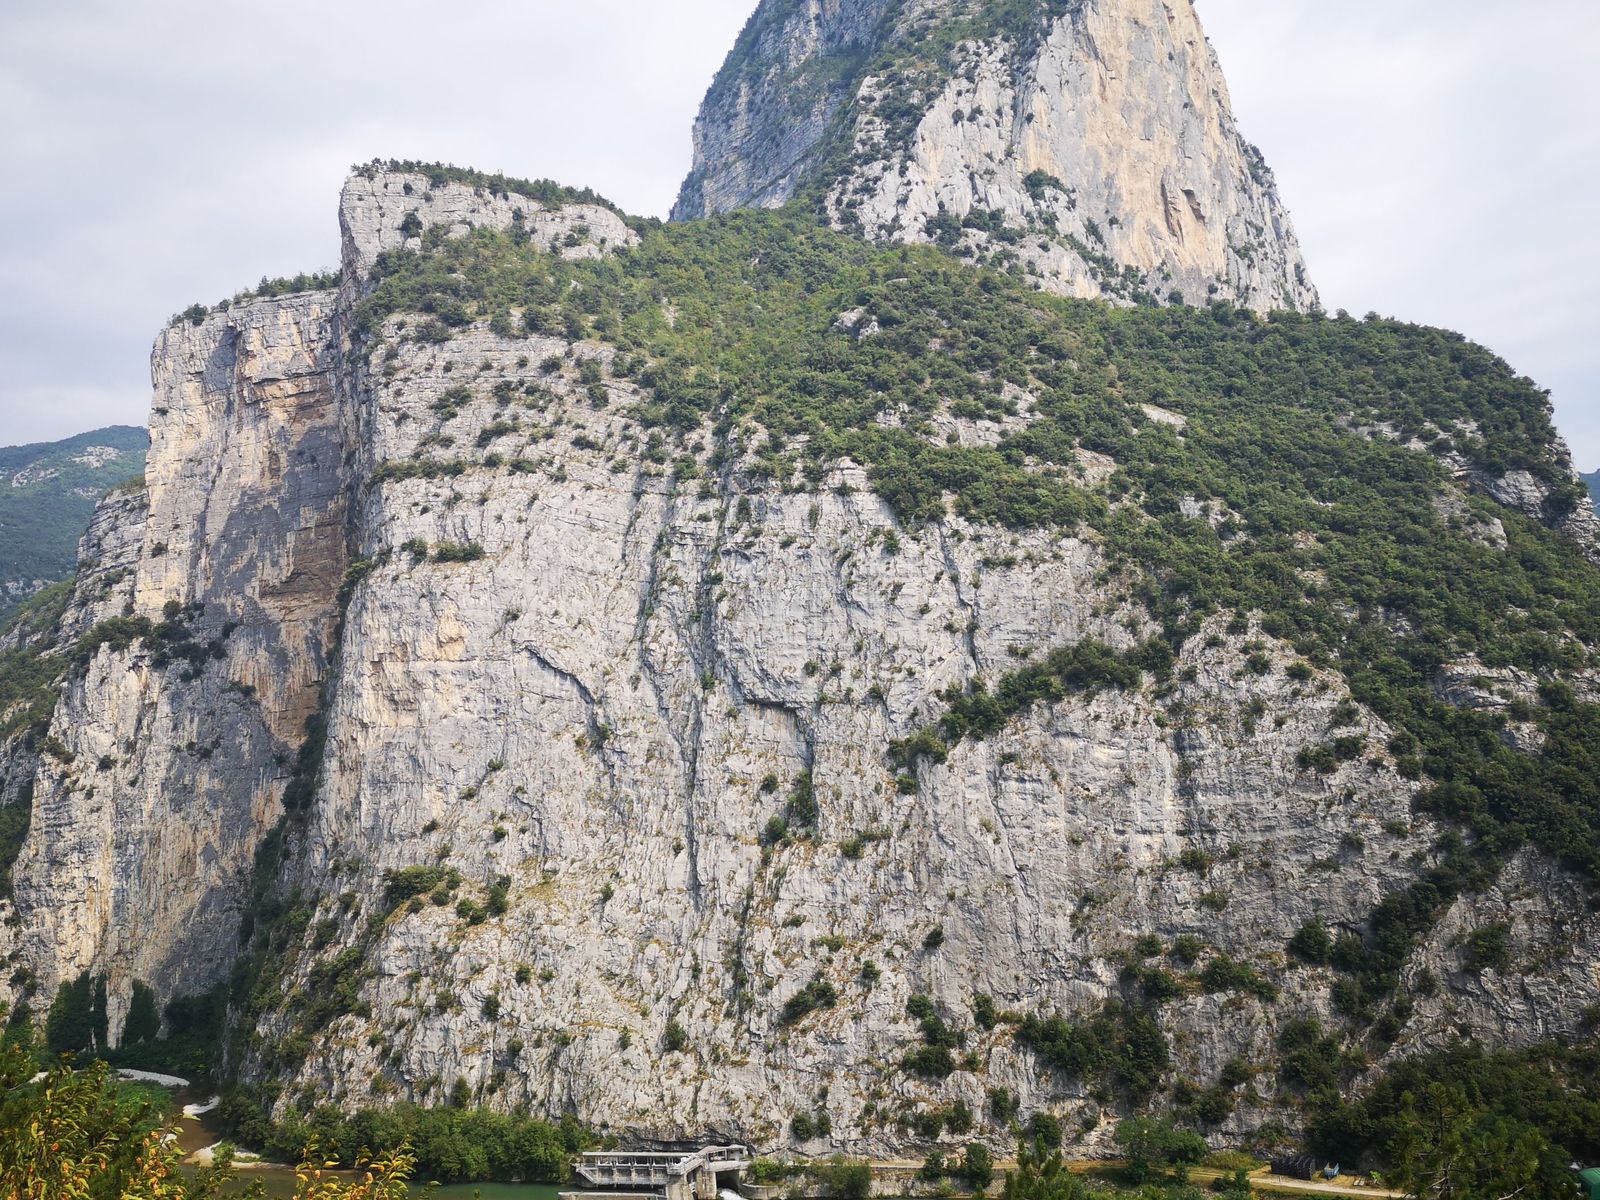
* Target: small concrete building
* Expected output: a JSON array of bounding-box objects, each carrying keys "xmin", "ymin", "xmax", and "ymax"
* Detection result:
[{"xmin": 562, "ymin": 1146, "xmax": 754, "ymax": 1200}]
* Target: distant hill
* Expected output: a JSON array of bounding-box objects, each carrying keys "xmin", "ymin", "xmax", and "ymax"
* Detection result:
[
  {"xmin": 0, "ymin": 426, "xmax": 147, "ymax": 621},
  {"xmin": 1584, "ymin": 470, "xmax": 1599, "ymax": 511}
]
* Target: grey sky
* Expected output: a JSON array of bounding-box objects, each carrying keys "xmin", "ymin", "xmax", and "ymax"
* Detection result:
[{"xmin": 2, "ymin": 0, "xmax": 1596, "ymax": 467}]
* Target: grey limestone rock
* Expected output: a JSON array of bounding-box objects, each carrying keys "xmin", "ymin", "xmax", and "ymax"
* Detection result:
[{"xmin": 675, "ymin": 0, "xmax": 1318, "ymax": 313}]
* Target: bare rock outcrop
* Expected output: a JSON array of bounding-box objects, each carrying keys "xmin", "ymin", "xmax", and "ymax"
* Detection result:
[{"xmin": 675, "ymin": 0, "xmax": 1318, "ymax": 313}]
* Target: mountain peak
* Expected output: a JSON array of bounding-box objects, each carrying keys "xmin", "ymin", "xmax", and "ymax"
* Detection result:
[{"xmin": 675, "ymin": 0, "xmax": 1318, "ymax": 313}]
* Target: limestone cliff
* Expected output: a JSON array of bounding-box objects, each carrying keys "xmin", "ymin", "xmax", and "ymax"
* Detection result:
[
  {"xmin": 674, "ymin": 0, "xmax": 1318, "ymax": 313},
  {"xmin": 0, "ymin": 25, "xmax": 1597, "ymax": 1165},
  {"xmin": 4, "ymin": 152, "xmax": 1594, "ymax": 1164},
  {"xmin": 3, "ymin": 291, "xmax": 349, "ymax": 1038}
]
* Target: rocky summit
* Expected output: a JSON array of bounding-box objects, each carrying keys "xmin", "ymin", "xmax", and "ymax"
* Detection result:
[
  {"xmin": 674, "ymin": 0, "xmax": 1318, "ymax": 313},
  {"xmin": 2, "ymin": 0, "xmax": 1599, "ymax": 1178}
]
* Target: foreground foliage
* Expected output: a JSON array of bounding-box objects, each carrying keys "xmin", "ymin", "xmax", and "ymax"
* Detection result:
[{"xmin": 0, "ymin": 1032, "xmax": 413, "ymax": 1199}]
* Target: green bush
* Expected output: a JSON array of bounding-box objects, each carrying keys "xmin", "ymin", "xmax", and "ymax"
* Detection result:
[
  {"xmin": 959, "ymin": 1143, "xmax": 993, "ymax": 1189},
  {"xmin": 1016, "ymin": 1001, "xmax": 1169, "ymax": 1105},
  {"xmin": 1288, "ymin": 919, "xmax": 1332, "ymax": 964},
  {"xmin": 812, "ymin": 1157, "xmax": 870, "ymax": 1199},
  {"xmin": 220, "ymin": 1091, "xmax": 590, "ymax": 1183},
  {"xmin": 382, "ymin": 865, "xmax": 461, "ymax": 909},
  {"xmin": 1307, "ymin": 1041, "xmax": 1600, "ymax": 1173},
  {"xmin": 1463, "ymin": 924, "xmax": 1512, "ymax": 973},
  {"xmin": 779, "ymin": 976, "xmax": 837, "ymax": 1026},
  {"xmin": 973, "ymin": 992, "xmax": 997, "ymax": 1030},
  {"xmin": 432, "ymin": 541, "xmax": 486, "ymax": 563},
  {"xmin": 1197, "ymin": 954, "xmax": 1277, "ymax": 1002},
  {"xmin": 1114, "ymin": 1116, "xmax": 1206, "ymax": 1183}
]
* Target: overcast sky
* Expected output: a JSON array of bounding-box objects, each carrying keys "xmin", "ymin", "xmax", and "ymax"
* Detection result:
[{"xmin": 2, "ymin": 0, "xmax": 1596, "ymax": 466}]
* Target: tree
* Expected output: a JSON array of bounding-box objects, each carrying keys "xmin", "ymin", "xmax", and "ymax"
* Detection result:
[
  {"xmin": 122, "ymin": 980, "xmax": 161, "ymax": 1045},
  {"xmin": 1000, "ymin": 1141, "xmax": 1089, "ymax": 1200},
  {"xmin": 1289, "ymin": 920, "xmax": 1333, "ymax": 965},
  {"xmin": 1388, "ymin": 1084, "xmax": 1563, "ymax": 1200},
  {"xmin": 45, "ymin": 972, "xmax": 108, "ymax": 1054},
  {"xmin": 1113, "ymin": 1116, "xmax": 1206, "ymax": 1183},
  {"xmin": 959, "ymin": 1143, "xmax": 995, "ymax": 1190}
]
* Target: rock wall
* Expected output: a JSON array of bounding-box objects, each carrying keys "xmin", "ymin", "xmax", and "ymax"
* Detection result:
[
  {"xmin": 0, "ymin": 155, "xmax": 1594, "ymax": 1155},
  {"xmin": 221, "ymin": 175, "xmax": 1586, "ymax": 1155},
  {"xmin": 3, "ymin": 291, "xmax": 350, "ymax": 1038},
  {"xmin": 675, "ymin": 0, "xmax": 1317, "ymax": 313},
  {"xmin": 0, "ymin": 170, "xmax": 638, "ymax": 1043}
]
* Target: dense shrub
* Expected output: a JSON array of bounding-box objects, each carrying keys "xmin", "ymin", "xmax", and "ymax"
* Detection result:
[
  {"xmin": 779, "ymin": 975, "xmax": 838, "ymax": 1025},
  {"xmin": 1307, "ymin": 1041, "xmax": 1600, "ymax": 1174},
  {"xmin": 1016, "ymin": 1002, "xmax": 1169, "ymax": 1105},
  {"xmin": 220, "ymin": 1092, "xmax": 589, "ymax": 1184}
]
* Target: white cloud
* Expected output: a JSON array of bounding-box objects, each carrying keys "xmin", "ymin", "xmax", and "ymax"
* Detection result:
[{"xmin": 1, "ymin": 0, "xmax": 1595, "ymax": 467}]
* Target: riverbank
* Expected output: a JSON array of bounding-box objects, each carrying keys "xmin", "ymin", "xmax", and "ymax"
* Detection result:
[{"xmin": 131, "ymin": 1073, "xmax": 1398, "ymax": 1200}]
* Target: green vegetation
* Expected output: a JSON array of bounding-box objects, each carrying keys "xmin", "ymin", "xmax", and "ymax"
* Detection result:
[
  {"xmin": 744, "ymin": 1155, "xmax": 872, "ymax": 1199},
  {"xmin": 1307, "ymin": 1041, "xmax": 1600, "ymax": 1176},
  {"xmin": 0, "ymin": 1031, "xmax": 416, "ymax": 1197},
  {"xmin": 1016, "ymin": 1003, "xmax": 1170, "ymax": 1105},
  {"xmin": 779, "ymin": 974, "xmax": 838, "ymax": 1025},
  {"xmin": 220, "ymin": 1093, "xmax": 589, "ymax": 1183},
  {"xmin": 1113, "ymin": 1116, "xmax": 1206, "ymax": 1183},
  {"xmin": 45, "ymin": 972, "xmax": 109, "ymax": 1054},
  {"xmin": 120, "ymin": 981, "xmax": 161, "ymax": 1046},
  {"xmin": 1288, "ymin": 919, "xmax": 1333, "ymax": 964},
  {"xmin": 0, "ymin": 578, "xmax": 72, "ymax": 737},
  {"xmin": 382, "ymin": 864, "xmax": 462, "ymax": 909},
  {"xmin": 0, "ymin": 426, "xmax": 146, "ymax": 624},
  {"xmin": 999, "ymin": 1128, "xmax": 1224, "ymax": 1200},
  {"xmin": 0, "ymin": 576, "xmax": 75, "ymax": 898},
  {"xmin": 0, "ymin": 1037, "xmax": 178, "ymax": 1199},
  {"xmin": 903, "ymin": 993, "xmax": 962, "ymax": 1079},
  {"xmin": 354, "ymin": 205, "xmax": 1600, "ymax": 1039},
  {"xmin": 892, "ymin": 639, "xmax": 1162, "ymax": 774}
]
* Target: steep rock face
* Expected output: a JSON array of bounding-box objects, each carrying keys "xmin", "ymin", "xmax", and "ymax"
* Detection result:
[
  {"xmin": 207, "ymin": 180, "xmax": 1586, "ymax": 1155},
  {"xmin": 0, "ymin": 171, "xmax": 643, "ymax": 1042},
  {"xmin": 675, "ymin": 0, "xmax": 1317, "ymax": 312},
  {"xmin": 264, "ymin": 436, "xmax": 1431, "ymax": 1151},
  {"xmin": 243, "ymin": 292, "xmax": 1596, "ymax": 1151},
  {"xmin": 3, "ymin": 156, "xmax": 1597, "ymax": 1160},
  {"xmin": 4, "ymin": 292, "xmax": 350, "ymax": 1035},
  {"xmin": 675, "ymin": 0, "xmax": 898, "ymax": 218},
  {"xmin": 339, "ymin": 171, "xmax": 635, "ymax": 278}
]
